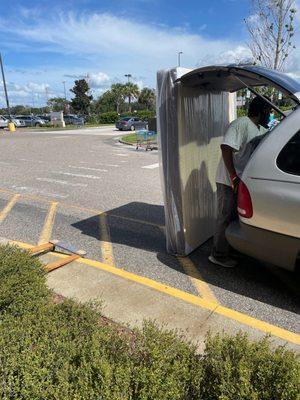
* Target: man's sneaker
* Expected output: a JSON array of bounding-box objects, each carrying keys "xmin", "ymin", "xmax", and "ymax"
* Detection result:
[{"xmin": 208, "ymin": 255, "xmax": 237, "ymax": 268}]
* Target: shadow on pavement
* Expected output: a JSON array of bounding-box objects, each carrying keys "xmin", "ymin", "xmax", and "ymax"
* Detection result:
[{"xmin": 72, "ymin": 201, "xmax": 300, "ymax": 316}]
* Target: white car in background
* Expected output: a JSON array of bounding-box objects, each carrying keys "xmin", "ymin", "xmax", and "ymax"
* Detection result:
[
  {"xmin": 4, "ymin": 116, "xmax": 26, "ymax": 127},
  {"xmin": 0, "ymin": 115, "xmax": 8, "ymax": 128}
]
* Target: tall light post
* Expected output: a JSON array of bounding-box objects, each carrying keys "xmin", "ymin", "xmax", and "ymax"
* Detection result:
[
  {"xmin": 178, "ymin": 51, "xmax": 183, "ymax": 67},
  {"xmin": 62, "ymin": 80, "xmax": 67, "ymax": 100},
  {"xmin": 124, "ymin": 74, "xmax": 132, "ymax": 112},
  {"xmin": 0, "ymin": 53, "xmax": 11, "ymax": 118},
  {"xmin": 124, "ymin": 73, "xmax": 132, "ymax": 83}
]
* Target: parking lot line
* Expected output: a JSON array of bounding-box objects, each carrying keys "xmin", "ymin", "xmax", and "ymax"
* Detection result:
[
  {"xmin": 0, "ymin": 187, "xmax": 164, "ymax": 230},
  {"xmin": 178, "ymin": 256, "xmax": 218, "ymax": 303},
  {"xmin": 11, "ymin": 239, "xmax": 300, "ymax": 346},
  {"xmin": 0, "ymin": 194, "xmax": 20, "ymax": 224},
  {"xmin": 57, "ymin": 172, "xmax": 106, "ymax": 179},
  {"xmin": 68, "ymin": 165, "xmax": 109, "ymax": 173},
  {"xmin": 36, "ymin": 178, "xmax": 87, "ymax": 188},
  {"xmin": 99, "ymin": 213, "xmax": 115, "ymax": 266},
  {"xmin": 142, "ymin": 163, "xmax": 159, "ymax": 169},
  {"xmin": 38, "ymin": 202, "xmax": 58, "ymax": 244}
]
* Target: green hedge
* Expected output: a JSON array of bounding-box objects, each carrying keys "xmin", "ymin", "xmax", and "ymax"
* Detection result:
[
  {"xmin": 86, "ymin": 110, "xmax": 156, "ymax": 125},
  {"xmin": 0, "ymin": 244, "xmax": 299, "ymax": 399}
]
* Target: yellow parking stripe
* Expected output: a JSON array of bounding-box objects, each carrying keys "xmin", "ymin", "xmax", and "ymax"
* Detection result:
[
  {"xmin": 38, "ymin": 202, "xmax": 58, "ymax": 245},
  {"xmin": 0, "ymin": 187, "xmax": 164, "ymax": 230},
  {"xmin": 178, "ymin": 256, "xmax": 218, "ymax": 304},
  {"xmin": 8, "ymin": 239, "xmax": 300, "ymax": 345},
  {"xmin": 99, "ymin": 213, "xmax": 115, "ymax": 266},
  {"xmin": 0, "ymin": 194, "xmax": 20, "ymax": 224}
]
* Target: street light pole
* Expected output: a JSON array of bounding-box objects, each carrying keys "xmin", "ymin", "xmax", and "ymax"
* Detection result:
[
  {"xmin": 124, "ymin": 73, "xmax": 132, "ymax": 83},
  {"xmin": 124, "ymin": 74, "xmax": 132, "ymax": 112},
  {"xmin": 0, "ymin": 53, "xmax": 11, "ymax": 118},
  {"xmin": 62, "ymin": 81, "xmax": 67, "ymax": 100},
  {"xmin": 178, "ymin": 51, "xmax": 183, "ymax": 67}
]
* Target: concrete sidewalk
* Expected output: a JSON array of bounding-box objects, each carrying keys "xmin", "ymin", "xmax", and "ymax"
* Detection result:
[{"xmin": 38, "ymin": 251, "xmax": 300, "ymax": 353}]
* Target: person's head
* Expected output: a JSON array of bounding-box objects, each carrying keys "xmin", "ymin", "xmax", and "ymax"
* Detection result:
[{"xmin": 248, "ymin": 96, "xmax": 272, "ymax": 128}]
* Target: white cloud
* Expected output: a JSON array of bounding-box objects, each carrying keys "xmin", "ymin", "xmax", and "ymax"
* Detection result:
[
  {"xmin": 1, "ymin": 7, "xmax": 299, "ymax": 107},
  {"xmin": 0, "ymin": 12, "xmax": 253, "ymax": 71},
  {"xmin": 87, "ymin": 72, "xmax": 110, "ymax": 88}
]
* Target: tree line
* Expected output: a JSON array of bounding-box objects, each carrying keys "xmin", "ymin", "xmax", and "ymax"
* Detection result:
[{"xmin": 0, "ymin": 79, "xmax": 156, "ymax": 117}]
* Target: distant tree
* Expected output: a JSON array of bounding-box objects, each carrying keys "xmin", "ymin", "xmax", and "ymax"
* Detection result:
[
  {"xmin": 47, "ymin": 97, "xmax": 69, "ymax": 112},
  {"xmin": 138, "ymin": 88, "xmax": 156, "ymax": 110},
  {"xmin": 245, "ymin": 0, "xmax": 297, "ymax": 70},
  {"xmin": 111, "ymin": 83, "xmax": 126, "ymax": 113},
  {"xmin": 70, "ymin": 79, "xmax": 93, "ymax": 115},
  {"xmin": 124, "ymin": 83, "xmax": 140, "ymax": 113},
  {"xmin": 94, "ymin": 90, "xmax": 116, "ymax": 113},
  {"xmin": 10, "ymin": 105, "xmax": 29, "ymax": 115}
]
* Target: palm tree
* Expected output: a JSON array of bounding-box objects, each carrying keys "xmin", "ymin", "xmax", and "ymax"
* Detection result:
[
  {"xmin": 124, "ymin": 83, "xmax": 140, "ymax": 113},
  {"xmin": 111, "ymin": 83, "xmax": 126, "ymax": 113},
  {"xmin": 138, "ymin": 88, "xmax": 155, "ymax": 110}
]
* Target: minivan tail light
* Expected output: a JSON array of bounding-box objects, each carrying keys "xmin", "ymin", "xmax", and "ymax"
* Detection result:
[{"xmin": 237, "ymin": 180, "xmax": 253, "ymax": 218}]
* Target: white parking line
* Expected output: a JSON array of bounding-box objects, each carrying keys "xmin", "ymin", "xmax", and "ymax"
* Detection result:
[
  {"xmin": 36, "ymin": 178, "xmax": 87, "ymax": 187},
  {"xmin": 11, "ymin": 185, "xmax": 68, "ymax": 199},
  {"xmin": 0, "ymin": 161, "xmax": 12, "ymax": 166},
  {"xmin": 142, "ymin": 163, "xmax": 159, "ymax": 169},
  {"xmin": 57, "ymin": 172, "xmax": 104, "ymax": 179},
  {"xmin": 114, "ymin": 153, "xmax": 128, "ymax": 157},
  {"xmin": 20, "ymin": 158, "xmax": 44, "ymax": 164},
  {"xmin": 68, "ymin": 165, "xmax": 109, "ymax": 172}
]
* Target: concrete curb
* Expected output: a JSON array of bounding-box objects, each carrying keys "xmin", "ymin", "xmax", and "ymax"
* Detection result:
[
  {"xmin": 2, "ymin": 238, "xmax": 298, "ymax": 353},
  {"xmin": 119, "ymin": 139, "xmax": 158, "ymax": 150}
]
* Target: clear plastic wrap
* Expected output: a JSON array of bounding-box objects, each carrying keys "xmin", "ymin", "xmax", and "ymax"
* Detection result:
[{"xmin": 157, "ymin": 67, "xmax": 236, "ymax": 255}]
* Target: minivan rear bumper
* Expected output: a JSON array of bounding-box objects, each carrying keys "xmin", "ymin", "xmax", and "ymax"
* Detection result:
[{"xmin": 226, "ymin": 220, "xmax": 300, "ymax": 271}]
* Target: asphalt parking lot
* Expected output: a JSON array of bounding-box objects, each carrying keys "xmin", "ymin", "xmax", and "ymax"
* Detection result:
[{"xmin": 0, "ymin": 126, "xmax": 299, "ymax": 337}]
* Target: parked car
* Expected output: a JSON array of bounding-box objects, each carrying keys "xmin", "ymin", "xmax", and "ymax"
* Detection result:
[
  {"xmin": 63, "ymin": 114, "xmax": 84, "ymax": 125},
  {"xmin": 180, "ymin": 64, "xmax": 300, "ymax": 271},
  {"xmin": 36, "ymin": 115, "xmax": 50, "ymax": 123},
  {"xmin": 115, "ymin": 117, "xmax": 147, "ymax": 131},
  {"xmin": 211, "ymin": 67, "xmax": 300, "ymax": 271},
  {"xmin": 15, "ymin": 115, "xmax": 45, "ymax": 127},
  {"xmin": 0, "ymin": 115, "xmax": 8, "ymax": 128},
  {"xmin": 4, "ymin": 116, "xmax": 26, "ymax": 127},
  {"xmin": 226, "ymin": 108, "xmax": 300, "ymax": 272}
]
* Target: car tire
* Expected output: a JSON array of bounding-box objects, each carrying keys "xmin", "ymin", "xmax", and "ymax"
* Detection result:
[
  {"xmin": 130, "ymin": 125, "xmax": 135, "ymax": 131},
  {"xmin": 35, "ymin": 123, "xmax": 39, "ymax": 127}
]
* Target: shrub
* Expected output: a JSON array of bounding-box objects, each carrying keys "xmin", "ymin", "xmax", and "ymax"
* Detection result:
[
  {"xmin": 85, "ymin": 114, "xmax": 99, "ymax": 124},
  {"xmin": 200, "ymin": 332, "xmax": 300, "ymax": 400},
  {"xmin": 135, "ymin": 110, "xmax": 155, "ymax": 122},
  {"xmin": 0, "ymin": 245, "xmax": 49, "ymax": 316},
  {"xmin": 98, "ymin": 111, "xmax": 119, "ymax": 124},
  {"xmin": 0, "ymin": 245, "xmax": 299, "ymax": 399}
]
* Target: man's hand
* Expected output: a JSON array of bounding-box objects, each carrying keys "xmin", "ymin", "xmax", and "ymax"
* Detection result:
[{"xmin": 230, "ymin": 174, "xmax": 240, "ymax": 193}]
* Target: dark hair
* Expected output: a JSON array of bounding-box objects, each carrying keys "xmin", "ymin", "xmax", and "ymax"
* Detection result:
[{"xmin": 248, "ymin": 96, "xmax": 272, "ymax": 117}]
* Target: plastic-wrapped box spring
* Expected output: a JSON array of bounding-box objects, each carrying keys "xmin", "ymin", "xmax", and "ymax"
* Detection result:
[{"xmin": 157, "ymin": 67, "xmax": 236, "ymax": 255}]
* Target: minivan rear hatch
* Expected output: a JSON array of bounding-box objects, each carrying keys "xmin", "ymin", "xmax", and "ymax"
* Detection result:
[{"xmin": 178, "ymin": 64, "xmax": 300, "ymax": 104}]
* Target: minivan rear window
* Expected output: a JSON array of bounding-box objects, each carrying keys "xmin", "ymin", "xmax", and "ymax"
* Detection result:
[{"xmin": 277, "ymin": 131, "xmax": 300, "ymax": 176}]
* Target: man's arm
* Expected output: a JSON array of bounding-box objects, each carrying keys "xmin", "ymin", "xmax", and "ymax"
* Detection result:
[
  {"xmin": 221, "ymin": 144, "xmax": 239, "ymax": 192},
  {"xmin": 221, "ymin": 144, "xmax": 236, "ymax": 176}
]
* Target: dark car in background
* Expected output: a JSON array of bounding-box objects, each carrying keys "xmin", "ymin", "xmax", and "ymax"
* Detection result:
[
  {"xmin": 64, "ymin": 114, "xmax": 84, "ymax": 125},
  {"xmin": 116, "ymin": 117, "xmax": 147, "ymax": 131}
]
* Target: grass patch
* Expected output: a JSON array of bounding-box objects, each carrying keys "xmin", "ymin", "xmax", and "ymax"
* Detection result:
[
  {"xmin": 17, "ymin": 123, "xmax": 114, "ymax": 132},
  {"xmin": 121, "ymin": 132, "xmax": 158, "ymax": 145},
  {"xmin": 121, "ymin": 133, "xmax": 139, "ymax": 144},
  {"xmin": 0, "ymin": 244, "xmax": 299, "ymax": 399}
]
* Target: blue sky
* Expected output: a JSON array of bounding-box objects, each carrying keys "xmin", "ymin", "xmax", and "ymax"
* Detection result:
[{"xmin": 0, "ymin": 0, "xmax": 299, "ymax": 107}]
